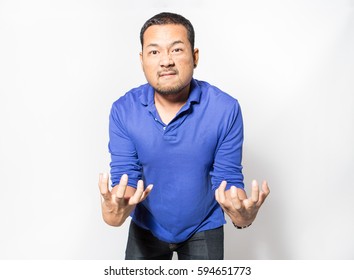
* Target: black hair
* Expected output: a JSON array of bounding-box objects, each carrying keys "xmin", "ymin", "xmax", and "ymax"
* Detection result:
[{"xmin": 140, "ymin": 12, "xmax": 195, "ymax": 50}]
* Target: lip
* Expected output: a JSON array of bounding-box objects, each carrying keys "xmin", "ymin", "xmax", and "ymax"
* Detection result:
[{"xmin": 159, "ymin": 71, "xmax": 177, "ymax": 77}]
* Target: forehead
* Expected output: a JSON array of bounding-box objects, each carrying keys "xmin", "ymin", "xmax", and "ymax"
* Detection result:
[{"xmin": 143, "ymin": 24, "xmax": 189, "ymax": 48}]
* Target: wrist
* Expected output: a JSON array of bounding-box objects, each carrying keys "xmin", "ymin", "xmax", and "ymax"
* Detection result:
[{"xmin": 232, "ymin": 222, "xmax": 252, "ymax": 229}]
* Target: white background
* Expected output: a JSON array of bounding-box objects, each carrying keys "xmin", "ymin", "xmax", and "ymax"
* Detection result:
[{"xmin": 0, "ymin": 0, "xmax": 353, "ymax": 260}]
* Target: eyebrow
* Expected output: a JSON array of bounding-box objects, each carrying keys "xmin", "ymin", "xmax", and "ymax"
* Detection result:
[{"xmin": 145, "ymin": 40, "xmax": 185, "ymax": 49}]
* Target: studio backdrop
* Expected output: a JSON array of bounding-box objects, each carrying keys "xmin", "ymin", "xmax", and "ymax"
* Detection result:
[{"xmin": 0, "ymin": 0, "xmax": 353, "ymax": 259}]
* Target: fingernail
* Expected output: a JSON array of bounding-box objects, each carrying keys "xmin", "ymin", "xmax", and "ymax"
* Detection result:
[{"xmin": 103, "ymin": 173, "xmax": 108, "ymax": 179}]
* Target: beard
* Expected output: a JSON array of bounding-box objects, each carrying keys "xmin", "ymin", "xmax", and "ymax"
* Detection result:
[
  {"xmin": 153, "ymin": 68, "xmax": 188, "ymax": 95},
  {"xmin": 154, "ymin": 83, "xmax": 186, "ymax": 95}
]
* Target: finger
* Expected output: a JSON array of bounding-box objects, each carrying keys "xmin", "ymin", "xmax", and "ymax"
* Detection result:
[
  {"xmin": 251, "ymin": 180, "xmax": 260, "ymax": 203},
  {"xmin": 140, "ymin": 184, "xmax": 153, "ymax": 201},
  {"xmin": 257, "ymin": 180, "xmax": 270, "ymax": 206},
  {"xmin": 129, "ymin": 180, "xmax": 145, "ymax": 204},
  {"xmin": 236, "ymin": 187, "xmax": 247, "ymax": 200},
  {"xmin": 230, "ymin": 186, "xmax": 242, "ymax": 210},
  {"xmin": 98, "ymin": 173, "xmax": 111, "ymax": 201},
  {"xmin": 262, "ymin": 180, "xmax": 270, "ymax": 195},
  {"xmin": 215, "ymin": 180, "xmax": 227, "ymax": 204},
  {"xmin": 115, "ymin": 174, "xmax": 128, "ymax": 199}
]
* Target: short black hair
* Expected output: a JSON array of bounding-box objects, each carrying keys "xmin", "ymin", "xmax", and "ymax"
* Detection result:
[{"xmin": 140, "ymin": 12, "xmax": 195, "ymax": 50}]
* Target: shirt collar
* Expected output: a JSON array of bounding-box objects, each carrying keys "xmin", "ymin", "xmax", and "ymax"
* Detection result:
[
  {"xmin": 139, "ymin": 84, "xmax": 155, "ymax": 106},
  {"xmin": 188, "ymin": 79, "xmax": 201, "ymax": 104}
]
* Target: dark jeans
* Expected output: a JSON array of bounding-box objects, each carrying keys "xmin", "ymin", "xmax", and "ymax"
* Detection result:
[{"xmin": 125, "ymin": 221, "xmax": 224, "ymax": 260}]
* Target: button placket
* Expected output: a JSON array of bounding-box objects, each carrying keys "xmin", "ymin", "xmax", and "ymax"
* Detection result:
[{"xmin": 151, "ymin": 114, "xmax": 168, "ymax": 133}]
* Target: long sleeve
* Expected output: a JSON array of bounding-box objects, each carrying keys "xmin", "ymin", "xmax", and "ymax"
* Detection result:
[
  {"xmin": 210, "ymin": 101, "xmax": 244, "ymax": 190},
  {"xmin": 108, "ymin": 100, "xmax": 142, "ymax": 187}
]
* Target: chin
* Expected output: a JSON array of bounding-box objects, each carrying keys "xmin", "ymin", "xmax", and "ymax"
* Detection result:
[{"xmin": 154, "ymin": 84, "xmax": 184, "ymax": 95}]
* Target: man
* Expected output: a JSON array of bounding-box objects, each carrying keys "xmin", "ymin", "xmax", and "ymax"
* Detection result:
[{"xmin": 99, "ymin": 12, "xmax": 270, "ymax": 260}]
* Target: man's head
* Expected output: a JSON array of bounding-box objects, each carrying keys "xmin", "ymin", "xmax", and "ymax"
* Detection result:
[
  {"xmin": 140, "ymin": 12, "xmax": 195, "ymax": 51},
  {"xmin": 139, "ymin": 12, "xmax": 199, "ymax": 96}
]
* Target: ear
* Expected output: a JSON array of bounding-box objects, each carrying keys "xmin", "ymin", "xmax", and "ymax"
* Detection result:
[
  {"xmin": 139, "ymin": 52, "xmax": 144, "ymax": 70},
  {"xmin": 193, "ymin": 48, "xmax": 199, "ymax": 68}
]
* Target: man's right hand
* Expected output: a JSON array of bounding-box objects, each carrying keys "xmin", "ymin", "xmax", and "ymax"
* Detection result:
[{"xmin": 98, "ymin": 173, "xmax": 153, "ymax": 226}]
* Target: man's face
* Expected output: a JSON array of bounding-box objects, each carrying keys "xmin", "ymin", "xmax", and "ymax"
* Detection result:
[{"xmin": 140, "ymin": 24, "xmax": 199, "ymax": 96}]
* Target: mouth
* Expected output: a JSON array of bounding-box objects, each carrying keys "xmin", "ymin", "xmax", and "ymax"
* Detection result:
[{"xmin": 159, "ymin": 71, "xmax": 177, "ymax": 77}]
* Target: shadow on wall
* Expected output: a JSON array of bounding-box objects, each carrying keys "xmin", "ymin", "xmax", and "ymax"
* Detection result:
[{"xmin": 224, "ymin": 147, "xmax": 290, "ymax": 259}]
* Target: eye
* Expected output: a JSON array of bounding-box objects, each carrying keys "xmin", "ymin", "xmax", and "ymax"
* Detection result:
[
  {"xmin": 172, "ymin": 48, "xmax": 183, "ymax": 53},
  {"xmin": 149, "ymin": 50, "xmax": 159, "ymax": 55}
]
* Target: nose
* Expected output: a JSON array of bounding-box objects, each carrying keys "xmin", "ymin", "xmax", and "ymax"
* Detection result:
[{"xmin": 160, "ymin": 52, "xmax": 174, "ymax": 68}]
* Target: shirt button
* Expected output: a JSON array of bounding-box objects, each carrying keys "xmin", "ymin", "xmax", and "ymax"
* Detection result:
[
  {"xmin": 163, "ymin": 127, "xmax": 166, "ymax": 130},
  {"xmin": 154, "ymin": 118, "xmax": 158, "ymax": 121}
]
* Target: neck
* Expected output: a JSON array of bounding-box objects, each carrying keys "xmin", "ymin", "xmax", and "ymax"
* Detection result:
[{"xmin": 154, "ymin": 84, "xmax": 190, "ymax": 125}]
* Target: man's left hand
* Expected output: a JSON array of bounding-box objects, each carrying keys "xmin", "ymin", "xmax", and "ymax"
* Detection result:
[{"xmin": 215, "ymin": 180, "xmax": 270, "ymax": 228}]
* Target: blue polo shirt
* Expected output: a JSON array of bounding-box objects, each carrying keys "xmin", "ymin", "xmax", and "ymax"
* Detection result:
[{"xmin": 109, "ymin": 79, "xmax": 244, "ymax": 243}]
